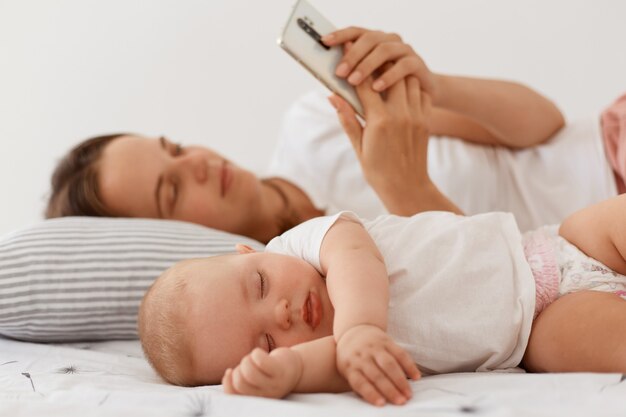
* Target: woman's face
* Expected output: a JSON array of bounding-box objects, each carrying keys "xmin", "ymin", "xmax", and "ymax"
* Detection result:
[{"xmin": 98, "ymin": 135, "xmax": 264, "ymax": 236}]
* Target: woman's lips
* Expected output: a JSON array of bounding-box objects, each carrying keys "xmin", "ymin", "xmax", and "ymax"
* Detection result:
[
  {"xmin": 302, "ymin": 291, "xmax": 322, "ymax": 330},
  {"xmin": 221, "ymin": 161, "xmax": 232, "ymax": 197}
]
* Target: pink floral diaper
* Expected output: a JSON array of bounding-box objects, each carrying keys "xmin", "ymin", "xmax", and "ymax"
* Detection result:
[
  {"xmin": 522, "ymin": 226, "xmax": 561, "ymax": 318},
  {"xmin": 523, "ymin": 225, "xmax": 626, "ymax": 318}
]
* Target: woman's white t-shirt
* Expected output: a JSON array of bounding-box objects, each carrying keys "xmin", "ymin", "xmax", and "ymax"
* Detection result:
[{"xmin": 267, "ymin": 90, "xmax": 617, "ymax": 231}]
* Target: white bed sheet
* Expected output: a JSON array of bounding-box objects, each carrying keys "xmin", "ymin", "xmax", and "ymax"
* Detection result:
[{"xmin": 1, "ymin": 336, "xmax": 626, "ymax": 417}]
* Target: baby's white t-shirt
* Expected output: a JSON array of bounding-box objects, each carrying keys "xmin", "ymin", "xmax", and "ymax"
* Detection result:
[{"xmin": 266, "ymin": 211, "xmax": 536, "ymax": 374}]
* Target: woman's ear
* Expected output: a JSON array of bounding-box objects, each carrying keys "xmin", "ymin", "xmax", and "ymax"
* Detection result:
[{"xmin": 235, "ymin": 244, "xmax": 256, "ymax": 254}]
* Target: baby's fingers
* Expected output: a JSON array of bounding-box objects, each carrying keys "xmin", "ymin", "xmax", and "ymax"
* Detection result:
[
  {"xmin": 387, "ymin": 343, "xmax": 421, "ymax": 381},
  {"xmin": 346, "ymin": 369, "xmax": 386, "ymax": 407},
  {"xmin": 222, "ymin": 368, "xmax": 236, "ymax": 394},
  {"xmin": 374, "ymin": 351, "xmax": 414, "ymax": 400},
  {"xmin": 230, "ymin": 365, "xmax": 263, "ymax": 396},
  {"xmin": 361, "ymin": 362, "xmax": 408, "ymax": 405},
  {"xmin": 239, "ymin": 350, "xmax": 272, "ymax": 387}
]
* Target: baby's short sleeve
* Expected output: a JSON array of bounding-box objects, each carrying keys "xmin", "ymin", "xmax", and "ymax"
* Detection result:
[{"xmin": 265, "ymin": 211, "xmax": 361, "ymax": 274}]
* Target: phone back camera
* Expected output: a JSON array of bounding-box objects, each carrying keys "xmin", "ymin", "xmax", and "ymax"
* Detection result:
[{"xmin": 297, "ymin": 18, "xmax": 330, "ymax": 50}]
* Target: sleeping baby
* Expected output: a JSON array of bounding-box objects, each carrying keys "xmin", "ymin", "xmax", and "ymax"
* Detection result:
[{"xmin": 138, "ymin": 195, "xmax": 626, "ymax": 406}]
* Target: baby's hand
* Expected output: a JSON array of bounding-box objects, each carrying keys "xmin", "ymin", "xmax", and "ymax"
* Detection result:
[
  {"xmin": 222, "ymin": 347, "xmax": 303, "ymax": 399},
  {"xmin": 336, "ymin": 324, "xmax": 420, "ymax": 406}
]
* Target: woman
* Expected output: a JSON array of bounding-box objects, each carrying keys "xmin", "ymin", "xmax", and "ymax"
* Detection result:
[{"xmin": 46, "ymin": 28, "xmax": 573, "ymax": 242}]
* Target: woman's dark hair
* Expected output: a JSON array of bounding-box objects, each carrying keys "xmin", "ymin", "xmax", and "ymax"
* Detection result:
[{"xmin": 45, "ymin": 133, "xmax": 128, "ymax": 219}]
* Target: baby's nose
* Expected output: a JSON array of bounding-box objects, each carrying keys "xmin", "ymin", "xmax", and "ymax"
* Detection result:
[{"xmin": 274, "ymin": 299, "xmax": 291, "ymax": 330}]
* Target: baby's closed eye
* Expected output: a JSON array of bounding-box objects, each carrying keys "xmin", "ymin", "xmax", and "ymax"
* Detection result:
[
  {"xmin": 259, "ymin": 271, "xmax": 269, "ymax": 298},
  {"xmin": 265, "ymin": 333, "xmax": 276, "ymax": 352}
]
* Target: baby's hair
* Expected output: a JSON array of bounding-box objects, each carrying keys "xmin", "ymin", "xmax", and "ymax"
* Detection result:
[{"xmin": 138, "ymin": 261, "xmax": 194, "ymax": 386}]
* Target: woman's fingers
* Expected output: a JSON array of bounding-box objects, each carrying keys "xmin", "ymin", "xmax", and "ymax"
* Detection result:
[
  {"xmin": 355, "ymin": 76, "xmax": 385, "ymax": 117},
  {"xmin": 344, "ymin": 42, "xmax": 413, "ymax": 85},
  {"xmin": 322, "ymin": 26, "xmax": 368, "ymax": 46},
  {"xmin": 373, "ymin": 56, "xmax": 422, "ymax": 92},
  {"xmin": 383, "ymin": 63, "xmax": 408, "ymax": 111},
  {"xmin": 325, "ymin": 27, "xmax": 436, "ymax": 96},
  {"xmin": 421, "ymin": 86, "xmax": 433, "ymax": 119},
  {"xmin": 406, "ymin": 76, "xmax": 432, "ymax": 129},
  {"xmin": 329, "ymin": 94, "xmax": 363, "ymax": 153},
  {"xmin": 328, "ymin": 29, "xmax": 401, "ymax": 80},
  {"xmin": 406, "ymin": 76, "xmax": 423, "ymax": 114}
]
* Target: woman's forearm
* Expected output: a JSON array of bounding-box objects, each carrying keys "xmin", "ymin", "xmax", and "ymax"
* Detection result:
[
  {"xmin": 432, "ymin": 74, "xmax": 565, "ymax": 148},
  {"xmin": 377, "ymin": 179, "xmax": 463, "ymax": 216}
]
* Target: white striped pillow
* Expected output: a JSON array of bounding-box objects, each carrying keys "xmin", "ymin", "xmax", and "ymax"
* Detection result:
[{"xmin": 0, "ymin": 217, "xmax": 263, "ymax": 342}]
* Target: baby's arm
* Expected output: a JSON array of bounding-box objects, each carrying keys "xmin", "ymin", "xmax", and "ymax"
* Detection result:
[
  {"xmin": 320, "ymin": 218, "xmax": 420, "ymax": 404},
  {"xmin": 222, "ymin": 336, "xmax": 349, "ymax": 399},
  {"xmin": 224, "ymin": 331, "xmax": 416, "ymax": 405},
  {"xmin": 559, "ymin": 194, "xmax": 626, "ymax": 276},
  {"xmin": 321, "ymin": 217, "xmax": 389, "ymax": 336}
]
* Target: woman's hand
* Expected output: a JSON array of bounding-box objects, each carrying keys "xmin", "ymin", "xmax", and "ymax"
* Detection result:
[
  {"xmin": 336, "ymin": 324, "xmax": 420, "ymax": 406},
  {"xmin": 323, "ymin": 27, "xmax": 437, "ymax": 97},
  {"xmin": 323, "ymin": 28, "xmax": 564, "ymax": 149},
  {"xmin": 329, "ymin": 73, "xmax": 462, "ymax": 215},
  {"xmin": 222, "ymin": 347, "xmax": 303, "ymax": 399}
]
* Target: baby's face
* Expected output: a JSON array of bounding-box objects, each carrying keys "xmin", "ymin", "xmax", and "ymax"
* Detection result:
[{"xmin": 182, "ymin": 251, "xmax": 334, "ymax": 383}]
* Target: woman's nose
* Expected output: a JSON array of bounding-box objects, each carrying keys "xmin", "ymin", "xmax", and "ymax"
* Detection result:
[
  {"xmin": 274, "ymin": 299, "xmax": 292, "ymax": 330},
  {"xmin": 172, "ymin": 154, "xmax": 207, "ymax": 183}
]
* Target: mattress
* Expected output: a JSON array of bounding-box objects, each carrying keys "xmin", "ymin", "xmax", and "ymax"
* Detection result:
[{"xmin": 1, "ymin": 336, "xmax": 625, "ymax": 416}]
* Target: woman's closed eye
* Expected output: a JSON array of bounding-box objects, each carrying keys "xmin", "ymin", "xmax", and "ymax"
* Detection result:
[
  {"xmin": 160, "ymin": 136, "xmax": 184, "ymax": 157},
  {"xmin": 167, "ymin": 144, "xmax": 183, "ymax": 211},
  {"xmin": 167, "ymin": 179, "xmax": 178, "ymax": 211}
]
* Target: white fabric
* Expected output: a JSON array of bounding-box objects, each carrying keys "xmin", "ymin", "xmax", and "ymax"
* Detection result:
[
  {"xmin": 2, "ymin": 337, "xmax": 626, "ymax": 417},
  {"xmin": 266, "ymin": 210, "xmax": 536, "ymax": 375},
  {"xmin": 268, "ymin": 90, "xmax": 617, "ymax": 231}
]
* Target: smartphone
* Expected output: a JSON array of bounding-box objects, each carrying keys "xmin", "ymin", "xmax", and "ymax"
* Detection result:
[{"xmin": 278, "ymin": 0, "xmax": 364, "ymax": 117}]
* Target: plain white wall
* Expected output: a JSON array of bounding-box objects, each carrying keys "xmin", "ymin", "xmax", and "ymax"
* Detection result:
[{"xmin": 1, "ymin": 0, "xmax": 625, "ymax": 236}]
